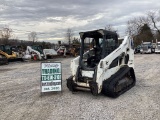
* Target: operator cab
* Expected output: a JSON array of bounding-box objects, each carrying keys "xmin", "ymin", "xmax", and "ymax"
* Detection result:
[
  {"xmin": 79, "ymin": 29, "xmax": 118, "ymax": 70},
  {"xmin": 0, "ymin": 45, "xmax": 12, "ymax": 55},
  {"xmin": 31, "ymin": 45, "xmax": 43, "ymax": 54}
]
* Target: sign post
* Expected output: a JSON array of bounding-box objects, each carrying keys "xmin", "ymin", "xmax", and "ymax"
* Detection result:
[{"xmin": 41, "ymin": 62, "xmax": 62, "ymax": 93}]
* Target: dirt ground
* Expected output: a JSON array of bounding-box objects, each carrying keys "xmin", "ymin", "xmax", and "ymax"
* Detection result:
[{"xmin": 0, "ymin": 54, "xmax": 160, "ymax": 120}]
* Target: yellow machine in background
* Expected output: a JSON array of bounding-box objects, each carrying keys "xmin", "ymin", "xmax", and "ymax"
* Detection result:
[
  {"xmin": 69, "ymin": 44, "xmax": 80, "ymax": 57},
  {"xmin": 0, "ymin": 45, "xmax": 17, "ymax": 60}
]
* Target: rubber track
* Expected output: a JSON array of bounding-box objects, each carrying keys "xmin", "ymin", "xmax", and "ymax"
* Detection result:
[
  {"xmin": 66, "ymin": 76, "xmax": 77, "ymax": 92},
  {"xmin": 102, "ymin": 66, "xmax": 136, "ymax": 98}
]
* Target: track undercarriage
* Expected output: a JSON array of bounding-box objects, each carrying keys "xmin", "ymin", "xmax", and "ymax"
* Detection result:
[
  {"xmin": 102, "ymin": 66, "xmax": 136, "ymax": 98},
  {"xmin": 67, "ymin": 66, "xmax": 136, "ymax": 98}
]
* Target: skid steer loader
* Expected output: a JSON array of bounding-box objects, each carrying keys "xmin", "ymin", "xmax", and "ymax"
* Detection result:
[
  {"xmin": 31, "ymin": 45, "xmax": 47, "ymax": 60},
  {"xmin": 66, "ymin": 29, "xmax": 136, "ymax": 98},
  {"xmin": 11, "ymin": 45, "xmax": 25, "ymax": 61},
  {"xmin": 23, "ymin": 46, "xmax": 46, "ymax": 61},
  {"xmin": 69, "ymin": 44, "xmax": 80, "ymax": 57},
  {"xmin": 0, "ymin": 45, "xmax": 17, "ymax": 60}
]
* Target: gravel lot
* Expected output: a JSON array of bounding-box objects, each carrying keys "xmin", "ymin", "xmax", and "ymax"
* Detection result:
[{"xmin": 0, "ymin": 54, "xmax": 160, "ymax": 120}]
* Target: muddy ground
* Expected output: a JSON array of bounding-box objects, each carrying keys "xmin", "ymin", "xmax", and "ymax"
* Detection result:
[{"xmin": 0, "ymin": 54, "xmax": 160, "ymax": 120}]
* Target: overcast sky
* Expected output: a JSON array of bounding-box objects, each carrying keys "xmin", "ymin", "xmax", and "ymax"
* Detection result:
[{"xmin": 0, "ymin": 0, "xmax": 160, "ymax": 43}]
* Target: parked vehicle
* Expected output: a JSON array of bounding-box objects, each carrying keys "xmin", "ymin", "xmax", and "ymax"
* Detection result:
[
  {"xmin": 31, "ymin": 45, "xmax": 47, "ymax": 60},
  {"xmin": 140, "ymin": 42, "xmax": 155, "ymax": 54},
  {"xmin": 0, "ymin": 45, "xmax": 17, "ymax": 60},
  {"xmin": 23, "ymin": 45, "xmax": 46, "ymax": 60},
  {"xmin": 134, "ymin": 45, "xmax": 141, "ymax": 54},
  {"xmin": 43, "ymin": 49, "xmax": 57, "ymax": 59},
  {"xmin": 69, "ymin": 44, "xmax": 80, "ymax": 57},
  {"xmin": 155, "ymin": 41, "xmax": 160, "ymax": 53},
  {"xmin": 11, "ymin": 46, "xmax": 25, "ymax": 61},
  {"xmin": 57, "ymin": 46, "xmax": 67, "ymax": 56}
]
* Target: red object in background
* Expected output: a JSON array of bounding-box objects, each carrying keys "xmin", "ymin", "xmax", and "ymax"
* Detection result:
[
  {"xmin": 33, "ymin": 55, "xmax": 37, "ymax": 60},
  {"xmin": 57, "ymin": 49, "xmax": 64, "ymax": 55},
  {"xmin": 60, "ymin": 49, "xmax": 64, "ymax": 52}
]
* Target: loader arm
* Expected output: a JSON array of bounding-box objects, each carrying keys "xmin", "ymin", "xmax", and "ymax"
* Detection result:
[
  {"xmin": 0, "ymin": 49, "xmax": 16, "ymax": 59},
  {"xmin": 0, "ymin": 50, "xmax": 9, "ymax": 58},
  {"xmin": 26, "ymin": 46, "xmax": 42, "ymax": 60},
  {"xmin": 96, "ymin": 36, "xmax": 134, "ymax": 93}
]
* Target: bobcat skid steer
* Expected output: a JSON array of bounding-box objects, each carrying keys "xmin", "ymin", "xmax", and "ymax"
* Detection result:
[
  {"xmin": 23, "ymin": 46, "xmax": 47, "ymax": 61},
  {"xmin": 66, "ymin": 29, "xmax": 136, "ymax": 98}
]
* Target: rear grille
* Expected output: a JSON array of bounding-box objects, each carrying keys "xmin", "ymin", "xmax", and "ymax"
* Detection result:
[{"xmin": 142, "ymin": 46, "xmax": 148, "ymax": 51}]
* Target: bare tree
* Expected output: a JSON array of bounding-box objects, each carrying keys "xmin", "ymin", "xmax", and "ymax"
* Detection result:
[
  {"xmin": 28, "ymin": 31, "xmax": 37, "ymax": 44},
  {"xmin": 126, "ymin": 16, "xmax": 150, "ymax": 37},
  {"xmin": 147, "ymin": 10, "xmax": 160, "ymax": 35},
  {"xmin": 127, "ymin": 10, "xmax": 160, "ymax": 38},
  {"xmin": 72, "ymin": 37, "xmax": 80, "ymax": 44},
  {"xmin": 105, "ymin": 24, "xmax": 115, "ymax": 31},
  {"xmin": 105, "ymin": 24, "xmax": 119, "ymax": 37},
  {"xmin": 126, "ymin": 16, "xmax": 153, "ymax": 46},
  {"xmin": 65, "ymin": 28, "xmax": 74, "ymax": 46},
  {"xmin": 0, "ymin": 26, "xmax": 12, "ymax": 44}
]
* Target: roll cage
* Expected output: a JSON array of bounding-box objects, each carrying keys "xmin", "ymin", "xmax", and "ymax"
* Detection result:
[{"xmin": 79, "ymin": 29, "xmax": 118, "ymax": 70}]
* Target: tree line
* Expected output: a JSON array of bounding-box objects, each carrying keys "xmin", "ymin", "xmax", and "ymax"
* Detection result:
[
  {"xmin": 126, "ymin": 10, "xmax": 160, "ymax": 46},
  {"xmin": 0, "ymin": 27, "xmax": 54, "ymax": 49}
]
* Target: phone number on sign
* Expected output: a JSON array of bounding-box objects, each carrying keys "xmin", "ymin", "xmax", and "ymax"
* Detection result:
[{"xmin": 43, "ymin": 86, "xmax": 61, "ymax": 91}]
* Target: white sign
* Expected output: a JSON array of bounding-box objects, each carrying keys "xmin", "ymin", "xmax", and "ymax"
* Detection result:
[{"xmin": 41, "ymin": 62, "xmax": 62, "ymax": 92}]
